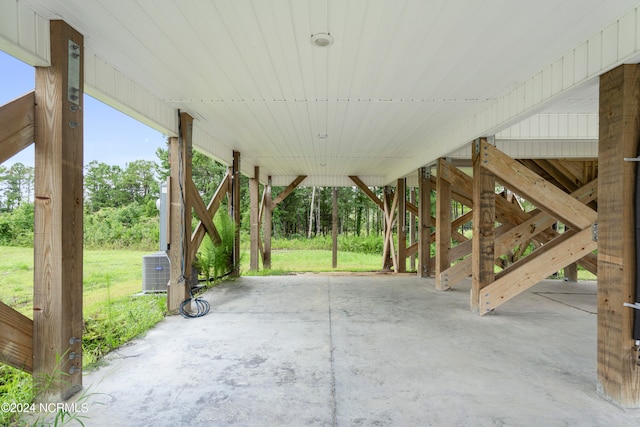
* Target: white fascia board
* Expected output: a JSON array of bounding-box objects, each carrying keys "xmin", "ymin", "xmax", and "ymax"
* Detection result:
[
  {"xmin": 84, "ymin": 48, "xmax": 177, "ymax": 137},
  {"xmin": 496, "ymin": 114, "xmax": 599, "ymax": 140},
  {"xmin": 0, "ymin": 0, "xmax": 49, "ymax": 66},
  {"xmin": 386, "ymin": 5, "xmax": 640, "ymax": 183},
  {"xmin": 446, "ymin": 139, "xmax": 598, "ymax": 159}
]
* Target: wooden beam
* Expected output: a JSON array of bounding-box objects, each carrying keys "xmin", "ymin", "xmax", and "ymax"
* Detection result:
[
  {"xmin": 33, "ymin": 20, "xmax": 84, "ymax": 401},
  {"xmin": 272, "ymin": 175, "xmax": 307, "ymax": 206},
  {"xmin": 471, "ymin": 138, "xmax": 496, "ymax": 311},
  {"xmin": 0, "ymin": 91, "xmax": 35, "ymax": 164},
  {"xmin": 409, "ymin": 187, "xmax": 417, "ymax": 271},
  {"xmin": 418, "ymin": 167, "xmax": 431, "ymax": 277},
  {"xmin": 0, "ymin": 301, "xmax": 32, "ymax": 372},
  {"xmin": 189, "ymin": 173, "xmax": 229, "ymax": 265},
  {"xmin": 441, "ymin": 178, "xmax": 597, "ymax": 290},
  {"xmin": 480, "ymin": 228, "xmax": 596, "ymax": 313},
  {"xmin": 478, "ymin": 140, "xmax": 597, "ymax": 230},
  {"xmin": 188, "ymin": 180, "xmax": 220, "ymax": 246},
  {"xmin": 231, "ymin": 151, "xmax": 241, "ymax": 276},
  {"xmin": 349, "ymin": 175, "xmax": 383, "ymax": 209},
  {"xmin": 250, "ymin": 166, "xmax": 260, "ymax": 271},
  {"xmin": 263, "ymin": 176, "xmax": 273, "ymax": 269},
  {"xmin": 397, "ymin": 178, "xmax": 407, "ymax": 273},
  {"xmin": 436, "ymin": 159, "xmax": 452, "ymax": 289},
  {"xmin": 597, "ymin": 64, "xmax": 640, "ymax": 406}
]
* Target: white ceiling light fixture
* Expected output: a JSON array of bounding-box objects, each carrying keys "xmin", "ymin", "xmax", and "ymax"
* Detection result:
[{"xmin": 310, "ymin": 33, "xmax": 334, "ymax": 47}]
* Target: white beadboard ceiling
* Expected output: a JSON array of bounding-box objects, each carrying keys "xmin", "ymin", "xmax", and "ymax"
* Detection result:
[{"xmin": 7, "ymin": 0, "xmax": 640, "ymax": 186}]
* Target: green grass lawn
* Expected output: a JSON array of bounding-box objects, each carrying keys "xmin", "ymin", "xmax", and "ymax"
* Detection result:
[
  {"xmin": 240, "ymin": 248, "xmax": 385, "ymax": 274},
  {"xmin": 0, "ymin": 247, "xmax": 153, "ymax": 319}
]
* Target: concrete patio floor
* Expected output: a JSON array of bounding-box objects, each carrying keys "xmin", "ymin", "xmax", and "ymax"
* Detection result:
[{"xmin": 80, "ymin": 274, "xmax": 640, "ymax": 426}]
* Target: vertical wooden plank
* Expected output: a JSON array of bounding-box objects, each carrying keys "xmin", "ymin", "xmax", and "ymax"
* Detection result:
[
  {"xmin": 564, "ymin": 263, "xmax": 578, "ymax": 282},
  {"xmin": 232, "ymin": 151, "xmax": 241, "ymax": 276},
  {"xmin": 167, "ymin": 112, "xmax": 193, "ymax": 313},
  {"xmin": 397, "ymin": 178, "xmax": 407, "ymax": 273},
  {"xmin": 264, "ymin": 176, "xmax": 272, "ymax": 269},
  {"xmin": 409, "ymin": 187, "xmax": 416, "ymax": 271},
  {"xmin": 471, "ymin": 138, "xmax": 496, "ymax": 311},
  {"xmin": 597, "ymin": 64, "xmax": 640, "ymax": 407},
  {"xmin": 418, "ymin": 167, "xmax": 431, "ymax": 278},
  {"xmin": 332, "ymin": 187, "xmax": 338, "ymax": 269},
  {"xmin": 436, "ymin": 159, "xmax": 452, "ymax": 290},
  {"xmin": 249, "ymin": 166, "xmax": 260, "ymax": 271},
  {"xmin": 33, "ymin": 20, "xmax": 84, "ymax": 401}
]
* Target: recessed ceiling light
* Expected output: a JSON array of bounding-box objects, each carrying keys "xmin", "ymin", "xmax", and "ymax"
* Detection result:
[
  {"xmin": 310, "ymin": 33, "xmax": 334, "ymax": 47},
  {"xmin": 316, "ymin": 133, "xmax": 328, "ymax": 139}
]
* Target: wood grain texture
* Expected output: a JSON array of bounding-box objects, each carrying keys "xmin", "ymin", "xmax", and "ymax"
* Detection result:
[
  {"xmin": 0, "ymin": 301, "xmax": 32, "ymax": 372},
  {"xmin": 0, "ymin": 91, "xmax": 35, "ymax": 164},
  {"xmin": 418, "ymin": 167, "xmax": 431, "ymax": 277},
  {"xmin": 471, "ymin": 138, "xmax": 496, "ymax": 311},
  {"xmin": 435, "ymin": 159, "xmax": 452, "ymax": 289},
  {"xmin": 597, "ymin": 64, "xmax": 640, "ymax": 406},
  {"xmin": 33, "ymin": 20, "xmax": 84, "ymax": 400}
]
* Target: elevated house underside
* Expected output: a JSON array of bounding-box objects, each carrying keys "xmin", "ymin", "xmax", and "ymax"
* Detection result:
[{"xmin": 0, "ymin": 0, "xmax": 639, "ymax": 407}]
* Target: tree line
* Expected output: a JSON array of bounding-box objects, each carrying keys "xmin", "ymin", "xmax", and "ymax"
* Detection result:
[{"xmin": 0, "ymin": 143, "xmax": 395, "ymax": 249}]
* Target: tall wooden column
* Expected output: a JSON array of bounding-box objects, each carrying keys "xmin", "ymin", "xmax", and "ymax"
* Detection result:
[
  {"xmin": 263, "ymin": 176, "xmax": 272, "ymax": 269},
  {"xmin": 231, "ymin": 151, "xmax": 241, "ymax": 276},
  {"xmin": 332, "ymin": 187, "xmax": 338, "ymax": 269},
  {"xmin": 33, "ymin": 20, "xmax": 84, "ymax": 401},
  {"xmin": 167, "ymin": 112, "xmax": 193, "ymax": 313},
  {"xmin": 382, "ymin": 186, "xmax": 394, "ymax": 271},
  {"xmin": 397, "ymin": 178, "xmax": 407, "ymax": 273},
  {"xmin": 471, "ymin": 138, "xmax": 496, "ymax": 311},
  {"xmin": 250, "ymin": 166, "xmax": 260, "ymax": 271},
  {"xmin": 418, "ymin": 167, "xmax": 431, "ymax": 278},
  {"xmin": 436, "ymin": 159, "xmax": 452, "ymax": 290},
  {"xmin": 409, "ymin": 187, "xmax": 417, "ymax": 270},
  {"xmin": 597, "ymin": 64, "xmax": 640, "ymax": 407}
]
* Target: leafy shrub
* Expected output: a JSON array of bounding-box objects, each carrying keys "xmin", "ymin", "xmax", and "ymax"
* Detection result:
[
  {"xmin": 0, "ymin": 203, "xmax": 34, "ymax": 246},
  {"xmin": 84, "ymin": 202, "xmax": 159, "ymax": 250},
  {"xmin": 195, "ymin": 211, "xmax": 236, "ymax": 282}
]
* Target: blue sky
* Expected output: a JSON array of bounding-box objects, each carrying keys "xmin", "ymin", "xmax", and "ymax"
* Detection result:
[{"xmin": 0, "ymin": 50, "xmax": 167, "ymax": 169}]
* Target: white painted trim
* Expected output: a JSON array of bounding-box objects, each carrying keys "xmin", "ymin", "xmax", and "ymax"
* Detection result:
[
  {"xmin": 84, "ymin": 48, "xmax": 177, "ymax": 136},
  {"xmin": 387, "ymin": 5, "xmax": 640, "ymax": 182},
  {"xmin": 447, "ymin": 139, "xmax": 598, "ymax": 159},
  {"xmin": 0, "ymin": 0, "xmax": 49, "ymax": 66}
]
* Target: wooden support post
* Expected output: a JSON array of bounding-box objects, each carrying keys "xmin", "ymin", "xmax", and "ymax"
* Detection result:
[
  {"xmin": 33, "ymin": 20, "xmax": 84, "ymax": 400},
  {"xmin": 263, "ymin": 176, "xmax": 272, "ymax": 269},
  {"xmin": 597, "ymin": 64, "xmax": 640, "ymax": 407},
  {"xmin": 471, "ymin": 138, "xmax": 496, "ymax": 311},
  {"xmin": 436, "ymin": 159, "xmax": 452, "ymax": 290},
  {"xmin": 410, "ymin": 187, "xmax": 416, "ymax": 271},
  {"xmin": 397, "ymin": 178, "xmax": 407, "ymax": 273},
  {"xmin": 382, "ymin": 186, "xmax": 396, "ymax": 271},
  {"xmin": 167, "ymin": 112, "xmax": 193, "ymax": 313},
  {"xmin": 418, "ymin": 167, "xmax": 431, "ymax": 278},
  {"xmin": 250, "ymin": 166, "xmax": 260, "ymax": 271},
  {"xmin": 231, "ymin": 151, "xmax": 241, "ymax": 276},
  {"xmin": 332, "ymin": 187, "xmax": 338, "ymax": 269},
  {"xmin": 564, "ymin": 263, "xmax": 578, "ymax": 282}
]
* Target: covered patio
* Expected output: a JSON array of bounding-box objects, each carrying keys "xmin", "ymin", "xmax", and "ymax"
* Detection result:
[
  {"xmin": 1, "ymin": 0, "xmax": 640, "ymax": 414},
  {"xmin": 80, "ymin": 275, "xmax": 639, "ymax": 426}
]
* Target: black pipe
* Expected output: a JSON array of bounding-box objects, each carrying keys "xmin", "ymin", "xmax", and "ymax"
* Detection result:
[{"xmin": 634, "ymin": 153, "xmax": 640, "ymax": 339}]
